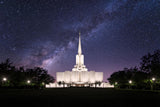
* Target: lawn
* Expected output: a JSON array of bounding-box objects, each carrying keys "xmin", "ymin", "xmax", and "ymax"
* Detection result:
[{"xmin": 0, "ymin": 88, "xmax": 160, "ymax": 107}]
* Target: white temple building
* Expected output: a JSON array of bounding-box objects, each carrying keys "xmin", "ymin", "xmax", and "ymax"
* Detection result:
[{"xmin": 46, "ymin": 33, "xmax": 114, "ymax": 88}]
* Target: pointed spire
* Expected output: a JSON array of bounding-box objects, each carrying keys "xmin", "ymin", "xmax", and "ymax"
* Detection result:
[{"xmin": 78, "ymin": 32, "xmax": 82, "ymax": 55}]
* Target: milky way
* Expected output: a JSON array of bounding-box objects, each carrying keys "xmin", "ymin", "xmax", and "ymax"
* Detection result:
[{"xmin": 0, "ymin": 0, "xmax": 160, "ymax": 81}]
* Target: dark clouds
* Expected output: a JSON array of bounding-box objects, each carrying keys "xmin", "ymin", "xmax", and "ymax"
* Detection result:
[{"xmin": 0, "ymin": 0, "xmax": 160, "ymax": 80}]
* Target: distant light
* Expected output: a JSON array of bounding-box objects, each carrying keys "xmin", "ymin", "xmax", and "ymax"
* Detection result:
[
  {"xmin": 3, "ymin": 77, "xmax": 7, "ymax": 81},
  {"xmin": 27, "ymin": 80, "xmax": 31, "ymax": 84},
  {"xmin": 129, "ymin": 80, "xmax": 132, "ymax": 84},
  {"xmin": 42, "ymin": 82, "xmax": 45, "ymax": 85},
  {"xmin": 152, "ymin": 77, "xmax": 155, "ymax": 81},
  {"xmin": 115, "ymin": 82, "xmax": 118, "ymax": 85}
]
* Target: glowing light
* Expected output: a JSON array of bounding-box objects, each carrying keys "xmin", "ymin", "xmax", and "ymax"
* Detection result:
[
  {"xmin": 3, "ymin": 77, "xmax": 7, "ymax": 81},
  {"xmin": 129, "ymin": 80, "xmax": 132, "ymax": 84},
  {"xmin": 42, "ymin": 82, "xmax": 45, "ymax": 85},
  {"xmin": 152, "ymin": 77, "xmax": 155, "ymax": 81},
  {"xmin": 27, "ymin": 80, "xmax": 31, "ymax": 84},
  {"xmin": 115, "ymin": 82, "xmax": 118, "ymax": 85}
]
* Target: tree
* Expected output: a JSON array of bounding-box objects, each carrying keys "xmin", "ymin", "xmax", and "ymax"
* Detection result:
[
  {"xmin": 25, "ymin": 67, "xmax": 54, "ymax": 88},
  {"xmin": 108, "ymin": 68, "xmax": 134, "ymax": 85},
  {"xmin": 132, "ymin": 71, "xmax": 149, "ymax": 89},
  {"xmin": 0, "ymin": 58, "xmax": 14, "ymax": 87},
  {"xmin": 95, "ymin": 81, "xmax": 98, "ymax": 88},
  {"xmin": 95, "ymin": 81, "xmax": 101, "ymax": 88},
  {"xmin": 140, "ymin": 50, "xmax": 160, "ymax": 77},
  {"xmin": 108, "ymin": 67, "xmax": 148, "ymax": 89},
  {"xmin": 58, "ymin": 81, "xmax": 62, "ymax": 87}
]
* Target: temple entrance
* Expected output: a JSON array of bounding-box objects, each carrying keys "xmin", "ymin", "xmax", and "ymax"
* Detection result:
[
  {"xmin": 75, "ymin": 84, "xmax": 85, "ymax": 87},
  {"xmin": 70, "ymin": 83, "xmax": 90, "ymax": 87}
]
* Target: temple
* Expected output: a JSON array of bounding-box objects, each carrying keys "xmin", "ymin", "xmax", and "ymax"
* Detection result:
[
  {"xmin": 46, "ymin": 33, "xmax": 113, "ymax": 88},
  {"xmin": 56, "ymin": 32, "xmax": 103, "ymax": 87}
]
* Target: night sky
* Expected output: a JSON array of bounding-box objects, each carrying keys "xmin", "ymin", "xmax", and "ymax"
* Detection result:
[{"xmin": 0, "ymin": 0, "xmax": 160, "ymax": 81}]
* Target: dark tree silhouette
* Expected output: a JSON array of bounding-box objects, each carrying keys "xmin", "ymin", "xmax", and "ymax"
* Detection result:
[
  {"xmin": 108, "ymin": 67, "xmax": 149, "ymax": 89},
  {"xmin": 0, "ymin": 58, "xmax": 54, "ymax": 88},
  {"xmin": 0, "ymin": 58, "xmax": 14, "ymax": 87},
  {"xmin": 108, "ymin": 68, "xmax": 134, "ymax": 85},
  {"xmin": 25, "ymin": 67, "xmax": 55, "ymax": 88},
  {"xmin": 95, "ymin": 81, "xmax": 101, "ymax": 87},
  {"xmin": 58, "ymin": 81, "xmax": 62, "ymax": 86},
  {"xmin": 140, "ymin": 50, "xmax": 160, "ymax": 77}
]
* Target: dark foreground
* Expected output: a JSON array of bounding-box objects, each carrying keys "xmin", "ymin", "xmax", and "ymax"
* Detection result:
[{"xmin": 0, "ymin": 88, "xmax": 160, "ymax": 107}]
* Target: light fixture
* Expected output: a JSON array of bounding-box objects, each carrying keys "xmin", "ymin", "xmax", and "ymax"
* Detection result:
[
  {"xmin": 152, "ymin": 77, "xmax": 155, "ymax": 81},
  {"xmin": 3, "ymin": 77, "xmax": 7, "ymax": 81},
  {"xmin": 129, "ymin": 80, "xmax": 132, "ymax": 84},
  {"xmin": 27, "ymin": 80, "xmax": 31, "ymax": 84},
  {"xmin": 115, "ymin": 82, "xmax": 118, "ymax": 85}
]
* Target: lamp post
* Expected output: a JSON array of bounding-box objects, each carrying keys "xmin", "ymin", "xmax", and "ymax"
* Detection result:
[
  {"xmin": 2, "ymin": 77, "xmax": 7, "ymax": 87},
  {"xmin": 129, "ymin": 80, "xmax": 132, "ymax": 89},
  {"xmin": 114, "ymin": 82, "xmax": 118, "ymax": 88},
  {"xmin": 129, "ymin": 80, "xmax": 132, "ymax": 84},
  {"xmin": 151, "ymin": 77, "xmax": 155, "ymax": 90},
  {"xmin": 42, "ymin": 82, "xmax": 45, "ymax": 89},
  {"xmin": 115, "ymin": 82, "xmax": 118, "ymax": 85},
  {"xmin": 42, "ymin": 82, "xmax": 45, "ymax": 85},
  {"xmin": 152, "ymin": 77, "xmax": 155, "ymax": 81},
  {"xmin": 27, "ymin": 80, "xmax": 31, "ymax": 84},
  {"xmin": 26, "ymin": 80, "xmax": 31, "ymax": 88},
  {"xmin": 2, "ymin": 77, "xmax": 7, "ymax": 82}
]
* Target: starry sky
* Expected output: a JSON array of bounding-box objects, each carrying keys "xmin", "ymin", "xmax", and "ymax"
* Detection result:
[{"xmin": 0, "ymin": 0, "xmax": 160, "ymax": 81}]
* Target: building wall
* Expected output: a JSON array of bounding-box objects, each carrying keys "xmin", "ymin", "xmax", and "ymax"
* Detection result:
[
  {"xmin": 71, "ymin": 71, "xmax": 79, "ymax": 82},
  {"xmin": 81, "ymin": 71, "xmax": 89, "ymax": 82},
  {"xmin": 95, "ymin": 72, "xmax": 103, "ymax": 82},
  {"xmin": 56, "ymin": 72, "xmax": 64, "ymax": 82},
  {"xmin": 64, "ymin": 71, "xmax": 71, "ymax": 83},
  {"xmin": 56, "ymin": 71, "xmax": 103, "ymax": 83},
  {"xmin": 89, "ymin": 71, "xmax": 95, "ymax": 83}
]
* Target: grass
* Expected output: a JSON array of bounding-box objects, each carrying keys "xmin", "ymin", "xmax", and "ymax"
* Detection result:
[{"xmin": 0, "ymin": 88, "xmax": 160, "ymax": 107}]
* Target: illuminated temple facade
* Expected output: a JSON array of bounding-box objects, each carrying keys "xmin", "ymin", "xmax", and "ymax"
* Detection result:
[
  {"xmin": 46, "ymin": 33, "xmax": 114, "ymax": 88},
  {"xmin": 56, "ymin": 33, "xmax": 103, "ymax": 86}
]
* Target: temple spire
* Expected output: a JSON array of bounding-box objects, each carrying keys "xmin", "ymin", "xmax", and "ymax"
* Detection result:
[{"xmin": 78, "ymin": 32, "xmax": 82, "ymax": 55}]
